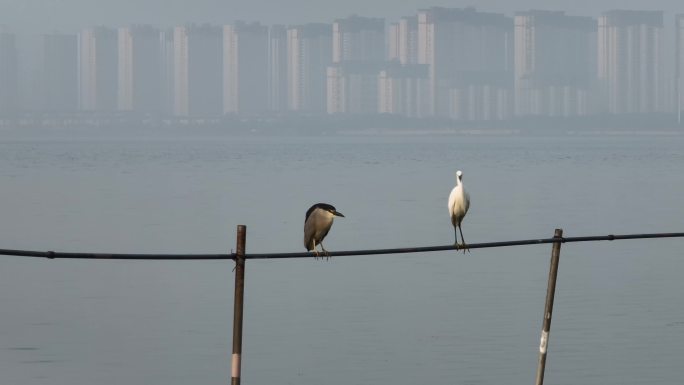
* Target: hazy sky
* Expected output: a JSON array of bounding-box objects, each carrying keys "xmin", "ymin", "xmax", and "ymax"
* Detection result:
[{"xmin": 2, "ymin": 0, "xmax": 683, "ymax": 34}]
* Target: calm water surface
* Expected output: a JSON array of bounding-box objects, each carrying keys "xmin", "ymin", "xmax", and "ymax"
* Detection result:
[{"xmin": 1, "ymin": 132, "xmax": 683, "ymax": 385}]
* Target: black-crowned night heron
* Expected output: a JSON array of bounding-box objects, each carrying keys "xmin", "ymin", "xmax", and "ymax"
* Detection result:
[
  {"xmin": 304, "ymin": 203, "xmax": 344, "ymax": 257},
  {"xmin": 448, "ymin": 170, "xmax": 470, "ymax": 253}
]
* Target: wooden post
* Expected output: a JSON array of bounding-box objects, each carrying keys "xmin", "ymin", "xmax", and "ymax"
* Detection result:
[
  {"xmin": 535, "ymin": 228, "xmax": 563, "ymax": 385},
  {"xmin": 231, "ymin": 225, "xmax": 246, "ymax": 385}
]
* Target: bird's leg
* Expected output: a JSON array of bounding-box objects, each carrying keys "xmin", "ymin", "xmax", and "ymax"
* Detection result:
[
  {"xmin": 320, "ymin": 242, "xmax": 330, "ymax": 260},
  {"xmin": 458, "ymin": 226, "xmax": 470, "ymax": 254},
  {"xmin": 454, "ymin": 227, "xmax": 460, "ymax": 248},
  {"xmin": 311, "ymin": 240, "xmax": 320, "ymax": 259}
]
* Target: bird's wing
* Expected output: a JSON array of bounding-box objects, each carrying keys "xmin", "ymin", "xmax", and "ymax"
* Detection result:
[
  {"xmin": 464, "ymin": 190, "xmax": 470, "ymax": 214},
  {"xmin": 303, "ymin": 218, "xmax": 315, "ymax": 250},
  {"xmin": 305, "ymin": 205, "xmax": 317, "ymax": 221},
  {"xmin": 448, "ymin": 186, "xmax": 458, "ymax": 213}
]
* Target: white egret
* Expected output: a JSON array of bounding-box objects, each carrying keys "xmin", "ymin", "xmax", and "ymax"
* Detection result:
[
  {"xmin": 448, "ymin": 170, "xmax": 470, "ymax": 252},
  {"xmin": 304, "ymin": 203, "xmax": 345, "ymax": 258}
]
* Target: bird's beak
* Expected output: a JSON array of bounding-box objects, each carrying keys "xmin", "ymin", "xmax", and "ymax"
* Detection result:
[{"xmin": 333, "ymin": 210, "xmax": 345, "ymax": 218}]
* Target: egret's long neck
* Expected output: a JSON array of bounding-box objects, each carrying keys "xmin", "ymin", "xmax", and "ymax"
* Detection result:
[{"xmin": 456, "ymin": 177, "xmax": 462, "ymax": 187}]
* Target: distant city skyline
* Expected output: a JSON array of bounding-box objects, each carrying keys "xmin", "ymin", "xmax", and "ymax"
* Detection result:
[
  {"xmin": 2, "ymin": 4, "xmax": 684, "ymax": 125},
  {"xmin": 3, "ymin": 0, "xmax": 684, "ymax": 34}
]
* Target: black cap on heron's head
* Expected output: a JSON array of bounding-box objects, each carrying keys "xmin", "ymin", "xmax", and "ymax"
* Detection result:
[{"xmin": 306, "ymin": 203, "xmax": 345, "ymax": 221}]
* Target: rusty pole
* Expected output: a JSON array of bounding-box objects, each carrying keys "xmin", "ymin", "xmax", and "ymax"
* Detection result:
[
  {"xmin": 535, "ymin": 228, "xmax": 563, "ymax": 385},
  {"xmin": 231, "ymin": 225, "xmax": 246, "ymax": 385}
]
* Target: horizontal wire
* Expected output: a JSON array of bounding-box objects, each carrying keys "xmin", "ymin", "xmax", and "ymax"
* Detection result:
[{"xmin": 1, "ymin": 232, "xmax": 683, "ymax": 260}]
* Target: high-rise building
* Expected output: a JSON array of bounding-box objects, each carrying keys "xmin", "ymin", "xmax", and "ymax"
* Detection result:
[
  {"xmin": 79, "ymin": 27, "xmax": 118, "ymax": 111},
  {"xmin": 160, "ymin": 29, "xmax": 175, "ymax": 115},
  {"xmin": 327, "ymin": 62, "xmax": 384, "ymax": 114},
  {"xmin": 676, "ymin": 14, "xmax": 684, "ymax": 122},
  {"xmin": 385, "ymin": 17, "xmax": 429, "ymax": 118},
  {"xmin": 287, "ymin": 23, "xmax": 332, "ymax": 112},
  {"xmin": 598, "ymin": 10, "xmax": 665, "ymax": 114},
  {"xmin": 328, "ymin": 16, "xmax": 385, "ymax": 115},
  {"xmin": 173, "ymin": 24, "xmax": 222, "ymax": 117},
  {"xmin": 417, "ymin": 7, "xmax": 513, "ymax": 118},
  {"xmin": 0, "ymin": 29, "xmax": 18, "ymax": 116},
  {"xmin": 42, "ymin": 33, "xmax": 78, "ymax": 112},
  {"xmin": 268, "ymin": 25, "xmax": 288, "ymax": 113},
  {"xmin": 118, "ymin": 25, "xmax": 162, "ymax": 113},
  {"xmin": 332, "ymin": 15, "xmax": 385, "ymax": 63},
  {"xmin": 514, "ymin": 11, "xmax": 597, "ymax": 117},
  {"xmin": 449, "ymin": 85, "xmax": 512, "ymax": 121},
  {"xmin": 378, "ymin": 63, "xmax": 429, "ymax": 117},
  {"xmin": 173, "ymin": 26, "xmax": 189, "ymax": 116},
  {"xmin": 223, "ymin": 22, "xmax": 268, "ymax": 116},
  {"xmin": 388, "ymin": 16, "xmax": 418, "ymax": 65}
]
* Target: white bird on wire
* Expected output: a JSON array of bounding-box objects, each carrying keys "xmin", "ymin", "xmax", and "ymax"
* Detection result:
[
  {"xmin": 304, "ymin": 203, "xmax": 345, "ymax": 259},
  {"xmin": 448, "ymin": 170, "xmax": 470, "ymax": 253}
]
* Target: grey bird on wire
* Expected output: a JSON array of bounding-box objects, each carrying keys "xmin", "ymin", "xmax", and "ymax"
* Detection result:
[
  {"xmin": 304, "ymin": 203, "xmax": 345, "ymax": 258},
  {"xmin": 448, "ymin": 170, "xmax": 470, "ymax": 253}
]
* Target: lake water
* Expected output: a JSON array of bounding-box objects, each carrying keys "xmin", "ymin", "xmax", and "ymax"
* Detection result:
[{"xmin": 1, "ymin": 131, "xmax": 683, "ymax": 385}]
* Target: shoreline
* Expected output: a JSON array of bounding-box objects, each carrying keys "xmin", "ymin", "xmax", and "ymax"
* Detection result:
[{"xmin": 1, "ymin": 124, "xmax": 682, "ymax": 140}]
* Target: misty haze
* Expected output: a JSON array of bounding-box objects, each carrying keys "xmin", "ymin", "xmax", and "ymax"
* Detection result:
[
  {"xmin": 1, "ymin": 1, "xmax": 684, "ymax": 385},
  {"xmin": 1, "ymin": 0, "xmax": 684, "ymax": 130}
]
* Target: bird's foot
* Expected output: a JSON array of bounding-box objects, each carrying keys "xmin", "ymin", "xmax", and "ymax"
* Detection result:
[
  {"xmin": 321, "ymin": 249, "xmax": 330, "ymax": 260},
  {"xmin": 311, "ymin": 250, "xmax": 320, "ymax": 260},
  {"xmin": 454, "ymin": 242, "xmax": 470, "ymax": 254}
]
